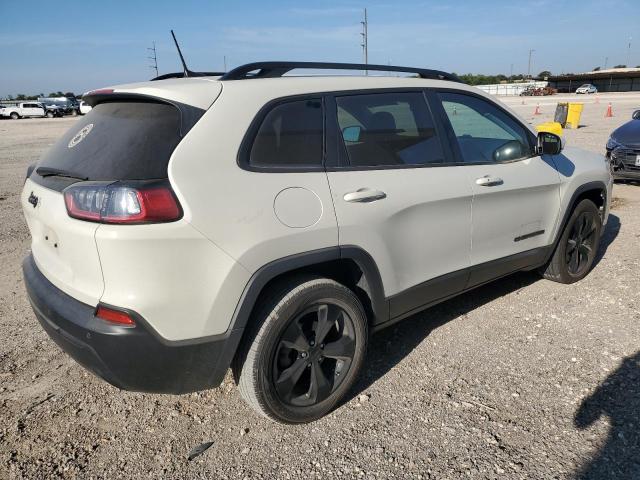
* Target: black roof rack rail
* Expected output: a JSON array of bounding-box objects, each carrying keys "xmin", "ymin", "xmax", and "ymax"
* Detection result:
[
  {"xmin": 219, "ymin": 61, "xmax": 462, "ymax": 83},
  {"xmin": 151, "ymin": 71, "xmax": 225, "ymax": 81}
]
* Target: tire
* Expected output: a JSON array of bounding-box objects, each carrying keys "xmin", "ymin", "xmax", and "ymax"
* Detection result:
[
  {"xmin": 71, "ymin": 109, "xmax": 78, "ymax": 116},
  {"xmin": 46, "ymin": 111, "xmax": 53, "ymax": 118},
  {"xmin": 10, "ymin": 112, "xmax": 19, "ymax": 120},
  {"xmin": 234, "ymin": 276, "xmax": 368, "ymax": 424},
  {"xmin": 540, "ymin": 199, "xmax": 602, "ymax": 284}
]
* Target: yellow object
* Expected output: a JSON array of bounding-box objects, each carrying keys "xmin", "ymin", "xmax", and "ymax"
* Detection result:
[
  {"xmin": 565, "ymin": 102, "xmax": 584, "ymax": 129},
  {"xmin": 535, "ymin": 121, "xmax": 563, "ymax": 137}
]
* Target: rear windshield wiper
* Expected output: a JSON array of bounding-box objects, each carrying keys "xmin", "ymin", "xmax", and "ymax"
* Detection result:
[{"xmin": 36, "ymin": 167, "xmax": 89, "ymax": 181}]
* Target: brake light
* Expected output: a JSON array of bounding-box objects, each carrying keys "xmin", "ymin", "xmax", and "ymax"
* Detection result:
[
  {"xmin": 96, "ymin": 305, "xmax": 135, "ymax": 326},
  {"xmin": 63, "ymin": 180, "xmax": 181, "ymax": 224},
  {"xmin": 85, "ymin": 88, "xmax": 114, "ymax": 96}
]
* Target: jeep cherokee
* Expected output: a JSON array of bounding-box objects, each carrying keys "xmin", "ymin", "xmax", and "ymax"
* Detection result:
[{"xmin": 22, "ymin": 62, "xmax": 612, "ymax": 423}]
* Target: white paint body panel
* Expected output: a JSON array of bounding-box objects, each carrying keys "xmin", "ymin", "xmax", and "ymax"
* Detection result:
[
  {"xmin": 327, "ymin": 167, "xmax": 472, "ymax": 296},
  {"xmin": 465, "ymin": 157, "xmax": 561, "ymax": 265},
  {"xmin": 95, "ymin": 220, "xmax": 250, "ymax": 340},
  {"xmin": 22, "ymin": 179, "xmax": 104, "ymax": 305}
]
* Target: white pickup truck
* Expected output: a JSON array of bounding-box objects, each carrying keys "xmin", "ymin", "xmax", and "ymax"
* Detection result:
[{"xmin": 0, "ymin": 102, "xmax": 45, "ymax": 119}]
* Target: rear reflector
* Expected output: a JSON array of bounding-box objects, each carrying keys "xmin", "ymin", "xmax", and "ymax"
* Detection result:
[
  {"xmin": 96, "ymin": 306, "xmax": 135, "ymax": 326},
  {"xmin": 63, "ymin": 180, "xmax": 182, "ymax": 224}
]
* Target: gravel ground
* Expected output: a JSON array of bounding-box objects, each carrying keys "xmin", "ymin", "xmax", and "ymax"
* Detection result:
[{"xmin": 1, "ymin": 93, "xmax": 639, "ymax": 479}]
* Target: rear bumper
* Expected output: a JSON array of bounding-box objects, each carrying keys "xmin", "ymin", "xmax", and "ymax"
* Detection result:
[{"xmin": 23, "ymin": 254, "xmax": 242, "ymax": 394}]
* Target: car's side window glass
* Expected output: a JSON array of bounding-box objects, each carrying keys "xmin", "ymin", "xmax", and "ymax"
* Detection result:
[
  {"xmin": 438, "ymin": 92, "xmax": 534, "ymax": 163},
  {"xmin": 335, "ymin": 92, "xmax": 445, "ymax": 167},
  {"xmin": 249, "ymin": 98, "xmax": 323, "ymax": 168}
]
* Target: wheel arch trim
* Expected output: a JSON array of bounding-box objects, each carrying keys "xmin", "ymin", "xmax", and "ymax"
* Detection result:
[{"xmin": 548, "ymin": 180, "xmax": 607, "ymax": 262}]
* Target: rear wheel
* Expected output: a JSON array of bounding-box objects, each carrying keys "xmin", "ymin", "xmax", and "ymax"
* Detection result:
[
  {"xmin": 46, "ymin": 111, "xmax": 54, "ymax": 118},
  {"xmin": 540, "ymin": 199, "xmax": 602, "ymax": 284},
  {"xmin": 234, "ymin": 276, "xmax": 368, "ymax": 424},
  {"xmin": 10, "ymin": 112, "xmax": 19, "ymax": 120}
]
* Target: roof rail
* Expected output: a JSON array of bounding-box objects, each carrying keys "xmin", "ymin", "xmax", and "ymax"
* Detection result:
[
  {"xmin": 219, "ymin": 61, "xmax": 462, "ymax": 83},
  {"xmin": 151, "ymin": 71, "xmax": 225, "ymax": 81}
]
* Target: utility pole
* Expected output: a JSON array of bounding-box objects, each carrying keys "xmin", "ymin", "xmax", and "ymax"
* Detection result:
[
  {"xmin": 604, "ymin": 56, "xmax": 608, "ymax": 70},
  {"xmin": 147, "ymin": 41, "xmax": 159, "ymax": 77},
  {"xmin": 527, "ymin": 49, "xmax": 535, "ymax": 79},
  {"xmin": 627, "ymin": 36, "xmax": 632, "ymax": 67},
  {"xmin": 223, "ymin": 55, "xmax": 227, "ymax": 72},
  {"xmin": 360, "ymin": 8, "xmax": 368, "ymax": 75},
  {"xmin": 510, "ymin": 63, "xmax": 514, "ymax": 79}
]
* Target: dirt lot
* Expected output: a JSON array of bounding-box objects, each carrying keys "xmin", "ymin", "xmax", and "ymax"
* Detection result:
[{"xmin": 1, "ymin": 93, "xmax": 640, "ymax": 479}]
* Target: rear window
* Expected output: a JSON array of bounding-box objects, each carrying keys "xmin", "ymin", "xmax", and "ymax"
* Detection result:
[{"xmin": 36, "ymin": 101, "xmax": 183, "ymax": 183}]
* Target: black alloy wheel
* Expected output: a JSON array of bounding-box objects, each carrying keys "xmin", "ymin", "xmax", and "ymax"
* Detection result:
[
  {"xmin": 235, "ymin": 276, "xmax": 368, "ymax": 423},
  {"xmin": 566, "ymin": 210, "xmax": 598, "ymax": 277},
  {"xmin": 273, "ymin": 302, "xmax": 356, "ymax": 406},
  {"xmin": 540, "ymin": 199, "xmax": 602, "ymax": 284}
]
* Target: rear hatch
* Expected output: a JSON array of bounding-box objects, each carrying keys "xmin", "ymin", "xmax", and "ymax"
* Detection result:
[{"xmin": 22, "ymin": 89, "xmax": 213, "ymax": 305}]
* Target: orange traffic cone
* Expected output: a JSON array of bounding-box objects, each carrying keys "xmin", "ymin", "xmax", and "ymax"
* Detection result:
[
  {"xmin": 595, "ymin": 94, "xmax": 600, "ymax": 104},
  {"xmin": 534, "ymin": 104, "xmax": 541, "ymax": 115},
  {"xmin": 605, "ymin": 103, "xmax": 613, "ymax": 117}
]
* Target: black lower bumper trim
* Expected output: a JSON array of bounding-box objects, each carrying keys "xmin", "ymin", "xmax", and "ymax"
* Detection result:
[{"xmin": 23, "ymin": 254, "xmax": 241, "ymax": 394}]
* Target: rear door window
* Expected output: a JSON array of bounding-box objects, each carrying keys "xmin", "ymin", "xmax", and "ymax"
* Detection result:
[
  {"xmin": 35, "ymin": 101, "xmax": 189, "ymax": 186},
  {"xmin": 335, "ymin": 92, "xmax": 445, "ymax": 167}
]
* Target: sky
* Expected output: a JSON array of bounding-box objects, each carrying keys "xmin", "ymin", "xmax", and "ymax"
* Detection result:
[{"xmin": 0, "ymin": 0, "xmax": 638, "ymax": 97}]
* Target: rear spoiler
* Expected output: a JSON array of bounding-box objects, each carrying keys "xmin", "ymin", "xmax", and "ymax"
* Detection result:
[{"xmin": 81, "ymin": 90, "xmax": 205, "ymax": 137}]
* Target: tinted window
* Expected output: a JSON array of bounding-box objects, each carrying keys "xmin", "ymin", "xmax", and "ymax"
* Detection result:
[
  {"xmin": 438, "ymin": 92, "xmax": 534, "ymax": 163},
  {"xmin": 36, "ymin": 102, "xmax": 183, "ymax": 182},
  {"xmin": 249, "ymin": 98, "xmax": 323, "ymax": 167},
  {"xmin": 336, "ymin": 92, "xmax": 445, "ymax": 167}
]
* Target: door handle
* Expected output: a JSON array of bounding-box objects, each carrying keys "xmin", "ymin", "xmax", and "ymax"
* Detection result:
[
  {"xmin": 475, "ymin": 175, "xmax": 504, "ymax": 187},
  {"xmin": 343, "ymin": 188, "xmax": 387, "ymax": 203}
]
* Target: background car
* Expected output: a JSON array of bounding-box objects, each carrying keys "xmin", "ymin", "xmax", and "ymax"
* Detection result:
[
  {"xmin": 606, "ymin": 109, "xmax": 640, "ymax": 180},
  {"xmin": 0, "ymin": 102, "xmax": 45, "ymax": 119},
  {"xmin": 576, "ymin": 84, "xmax": 598, "ymax": 94},
  {"xmin": 37, "ymin": 97, "xmax": 80, "ymax": 116}
]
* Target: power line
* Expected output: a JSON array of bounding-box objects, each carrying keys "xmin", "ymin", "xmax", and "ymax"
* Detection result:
[{"xmin": 147, "ymin": 41, "xmax": 158, "ymax": 77}]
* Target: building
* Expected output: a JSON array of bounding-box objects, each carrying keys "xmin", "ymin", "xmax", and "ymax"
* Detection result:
[
  {"xmin": 548, "ymin": 68, "xmax": 640, "ymax": 93},
  {"xmin": 475, "ymin": 81, "xmax": 548, "ymax": 96}
]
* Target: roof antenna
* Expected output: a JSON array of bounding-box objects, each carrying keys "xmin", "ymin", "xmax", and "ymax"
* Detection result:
[{"xmin": 171, "ymin": 29, "xmax": 191, "ymax": 77}]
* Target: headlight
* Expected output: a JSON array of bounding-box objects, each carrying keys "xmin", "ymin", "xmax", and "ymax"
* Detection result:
[{"xmin": 606, "ymin": 137, "xmax": 621, "ymax": 150}]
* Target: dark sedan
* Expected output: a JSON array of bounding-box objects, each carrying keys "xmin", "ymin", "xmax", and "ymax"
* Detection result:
[{"xmin": 607, "ymin": 109, "xmax": 640, "ymax": 180}]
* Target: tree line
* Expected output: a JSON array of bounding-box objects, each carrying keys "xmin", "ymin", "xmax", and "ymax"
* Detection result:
[{"xmin": 2, "ymin": 92, "xmax": 77, "ymax": 101}]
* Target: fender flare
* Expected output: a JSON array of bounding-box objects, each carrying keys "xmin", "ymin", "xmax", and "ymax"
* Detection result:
[
  {"xmin": 229, "ymin": 245, "xmax": 388, "ymax": 335},
  {"xmin": 546, "ymin": 180, "xmax": 608, "ymax": 262}
]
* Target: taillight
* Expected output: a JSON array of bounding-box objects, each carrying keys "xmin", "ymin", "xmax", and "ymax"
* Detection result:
[
  {"xmin": 63, "ymin": 180, "xmax": 182, "ymax": 224},
  {"xmin": 96, "ymin": 305, "xmax": 135, "ymax": 326}
]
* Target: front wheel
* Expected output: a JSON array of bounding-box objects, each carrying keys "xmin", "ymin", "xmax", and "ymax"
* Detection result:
[
  {"xmin": 46, "ymin": 111, "xmax": 54, "ymax": 118},
  {"xmin": 234, "ymin": 276, "xmax": 368, "ymax": 424},
  {"xmin": 540, "ymin": 199, "xmax": 602, "ymax": 284}
]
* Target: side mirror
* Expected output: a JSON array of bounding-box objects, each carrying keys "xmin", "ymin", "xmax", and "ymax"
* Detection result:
[
  {"xmin": 342, "ymin": 125, "xmax": 362, "ymax": 143},
  {"xmin": 538, "ymin": 132, "xmax": 563, "ymax": 155},
  {"xmin": 632, "ymin": 110, "xmax": 640, "ymax": 120}
]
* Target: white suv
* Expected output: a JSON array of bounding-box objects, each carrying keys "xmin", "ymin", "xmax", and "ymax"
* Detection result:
[{"xmin": 22, "ymin": 62, "xmax": 612, "ymax": 423}]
